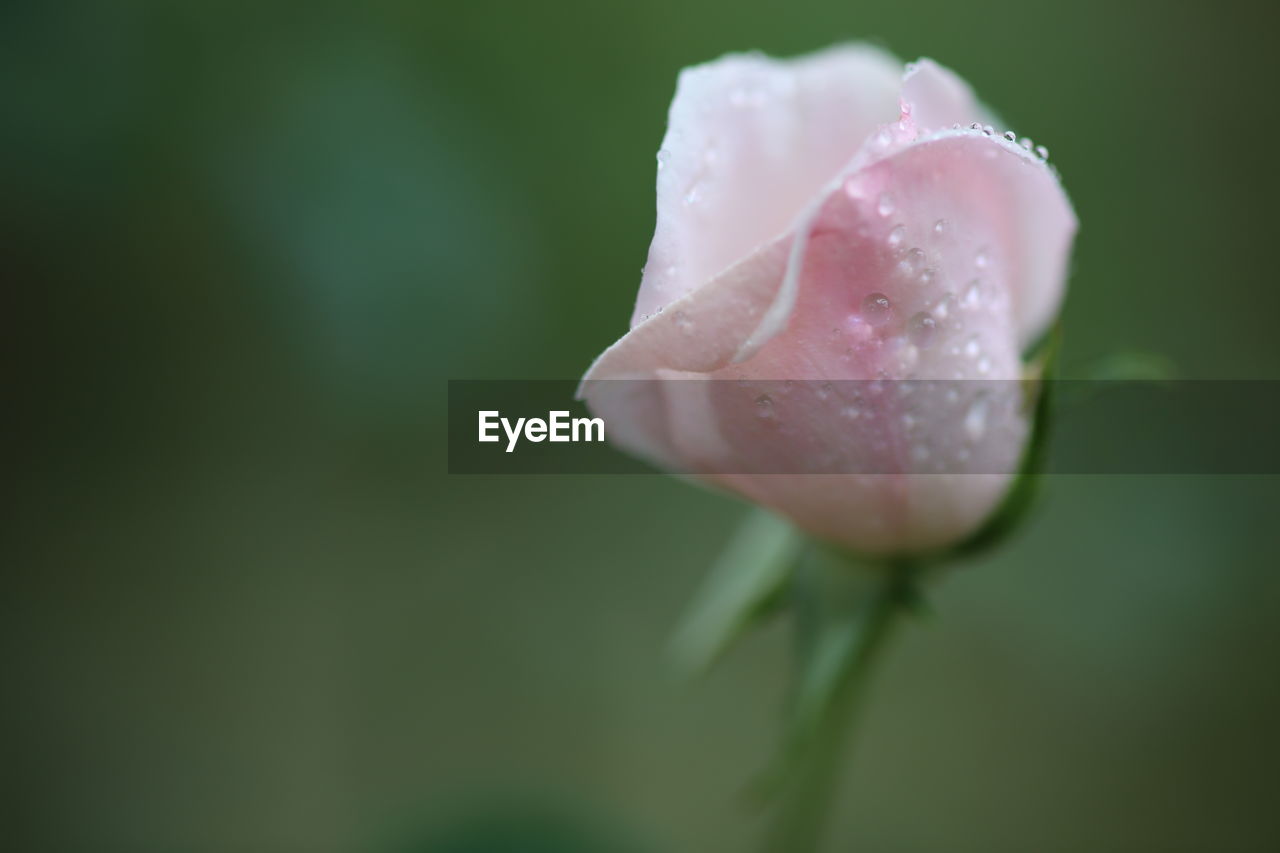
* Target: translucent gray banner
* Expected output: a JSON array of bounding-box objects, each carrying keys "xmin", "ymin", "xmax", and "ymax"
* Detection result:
[{"xmin": 447, "ymin": 380, "xmax": 1280, "ymax": 475}]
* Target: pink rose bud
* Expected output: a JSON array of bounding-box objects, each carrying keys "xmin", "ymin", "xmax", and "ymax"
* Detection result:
[{"xmin": 579, "ymin": 46, "xmax": 1077, "ymax": 555}]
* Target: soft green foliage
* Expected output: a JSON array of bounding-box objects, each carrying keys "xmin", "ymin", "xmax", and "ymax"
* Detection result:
[{"xmin": 669, "ymin": 508, "xmax": 801, "ymax": 676}]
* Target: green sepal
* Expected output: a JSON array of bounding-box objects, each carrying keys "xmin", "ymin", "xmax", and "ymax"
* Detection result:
[{"xmin": 667, "ymin": 507, "xmax": 803, "ymax": 678}]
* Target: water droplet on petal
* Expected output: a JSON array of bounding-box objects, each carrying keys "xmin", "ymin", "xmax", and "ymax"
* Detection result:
[
  {"xmin": 963, "ymin": 280, "xmax": 982, "ymax": 308},
  {"xmin": 842, "ymin": 404, "xmax": 861, "ymax": 420},
  {"xmin": 877, "ymin": 193, "xmax": 895, "ymax": 217},
  {"xmin": 755, "ymin": 394, "xmax": 774, "ymax": 418},
  {"xmin": 1035, "ymin": 144, "xmax": 1050, "ymax": 160},
  {"xmin": 975, "ymin": 249, "xmax": 989, "ymax": 269},
  {"xmin": 888, "ymin": 224, "xmax": 906, "ymax": 247},
  {"xmin": 982, "ymin": 125, "xmax": 994, "ymax": 136},
  {"xmin": 933, "ymin": 292, "xmax": 955, "ymax": 320},
  {"xmin": 1003, "ymin": 130, "xmax": 1016, "ymax": 142},
  {"xmin": 900, "ymin": 247, "xmax": 927, "ymax": 275},
  {"xmin": 817, "ymin": 382, "xmax": 832, "ymax": 401},
  {"xmin": 908, "ymin": 311, "xmax": 937, "ymax": 346},
  {"xmin": 965, "ymin": 399, "xmax": 988, "ymax": 441},
  {"xmin": 673, "ymin": 310, "xmax": 694, "ymax": 334},
  {"xmin": 1020, "ymin": 137, "xmax": 1033, "ymax": 150},
  {"xmin": 964, "ymin": 336, "xmax": 981, "ymax": 359},
  {"xmin": 861, "ymin": 292, "xmax": 893, "ymax": 326},
  {"xmin": 933, "ymin": 219, "xmax": 948, "ymax": 235}
]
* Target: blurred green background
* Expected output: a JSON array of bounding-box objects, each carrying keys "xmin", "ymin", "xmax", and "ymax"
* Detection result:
[{"xmin": 5, "ymin": 1, "xmax": 1279, "ymax": 851}]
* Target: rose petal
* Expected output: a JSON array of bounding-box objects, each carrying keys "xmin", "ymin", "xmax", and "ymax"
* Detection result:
[
  {"xmin": 582, "ymin": 128, "xmax": 1073, "ymax": 552},
  {"xmin": 632, "ymin": 45, "xmax": 902, "ymax": 326},
  {"xmin": 901, "ymin": 58, "xmax": 988, "ymax": 133}
]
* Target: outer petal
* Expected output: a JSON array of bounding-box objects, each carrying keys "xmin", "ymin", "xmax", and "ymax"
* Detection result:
[
  {"xmin": 900, "ymin": 58, "xmax": 989, "ymax": 133},
  {"xmin": 631, "ymin": 45, "xmax": 902, "ymax": 326},
  {"xmin": 897, "ymin": 63, "xmax": 1075, "ymax": 346},
  {"xmin": 583, "ymin": 127, "xmax": 1074, "ymax": 553}
]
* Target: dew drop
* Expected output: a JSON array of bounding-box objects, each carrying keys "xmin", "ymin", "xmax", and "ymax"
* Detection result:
[
  {"xmin": 908, "ymin": 311, "xmax": 937, "ymax": 346},
  {"xmin": 1035, "ymin": 144, "xmax": 1050, "ymax": 160},
  {"xmin": 982, "ymin": 125, "xmax": 994, "ymax": 136},
  {"xmin": 817, "ymin": 382, "xmax": 832, "ymax": 401},
  {"xmin": 887, "ymin": 224, "xmax": 906, "ymax": 247},
  {"xmin": 861, "ymin": 292, "xmax": 893, "ymax": 325},
  {"xmin": 964, "ymin": 399, "xmax": 988, "ymax": 441},
  {"xmin": 969, "ymin": 122, "xmax": 982, "ymax": 131},
  {"xmin": 964, "ymin": 336, "xmax": 981, "ymax": 359},
  {"xmin": 877, "ymin": 192, "xmax": 895, "ymax": 217},
  {"xmin": 755, "ymin": 394, "xmax": 774, "ymax": 418},
  {"xmin": 1020, "ymin": 137, "xmax": 1033, "ymax": 150},
  {"xmin": 963, "ymin": 280, "xmax": 982, "ymax": 308},
  {"xmin": 1003, "ymin": 130, "xmax": 1016, "ymax": 142},
  {"xmin": 845, "ymin": 313, "xmax": 875, "ymax": 343},
  {"xmin": 919, "ymin": 267, "xmax": 937, "ymax": 286},
  {"xmin": 933, "ymin": 219, "xmax": 948, "ymax": 235},
  {"xmin": 933, "ymin": 292, "xmax": 955, "ymax": 320},
  {"xmin": 977, "ymin": 356, "xmax": 991, "ymax": 374},
  {"xmin": 901, "ymin": 247, "xmax": 927, "ymax": 275},
  {"xmin": 975, "ymin": 249, "xmax": 989, "ymax": 269}
]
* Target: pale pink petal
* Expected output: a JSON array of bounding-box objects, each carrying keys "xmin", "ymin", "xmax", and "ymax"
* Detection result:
[
  {"xmin": 632, "ymin": 45, "xmax": 902, "ymax": 327},
  {"xmin": 582, "ymin": 127, "xmax": 1073, "ymax": 552},
  {"xmin": 900, "ymin": 58, "xmax": 987, "ymax": 133},
  {"xmin": 578, "ymin": 236, "xmax": 795, "ymax": 473},
  {"xmin": 581, "ymin": 235, "xmax": 794, "ymax": 383}
]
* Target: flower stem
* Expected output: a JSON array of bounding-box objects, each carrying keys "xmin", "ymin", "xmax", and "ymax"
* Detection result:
[{"xmin": 760, "ymin": 558, "xmax": 914, "ymax": 853}]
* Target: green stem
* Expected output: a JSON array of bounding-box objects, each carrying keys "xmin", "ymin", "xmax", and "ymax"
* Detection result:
[{"xmin": 760, "ymin": 561, "xmax": 913, "ymax": 853}]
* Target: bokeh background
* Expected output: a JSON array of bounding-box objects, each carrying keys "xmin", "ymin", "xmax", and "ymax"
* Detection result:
[{"xmin": 6, "ymin": 1, "xmax": 1280, "ymax": 851}]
